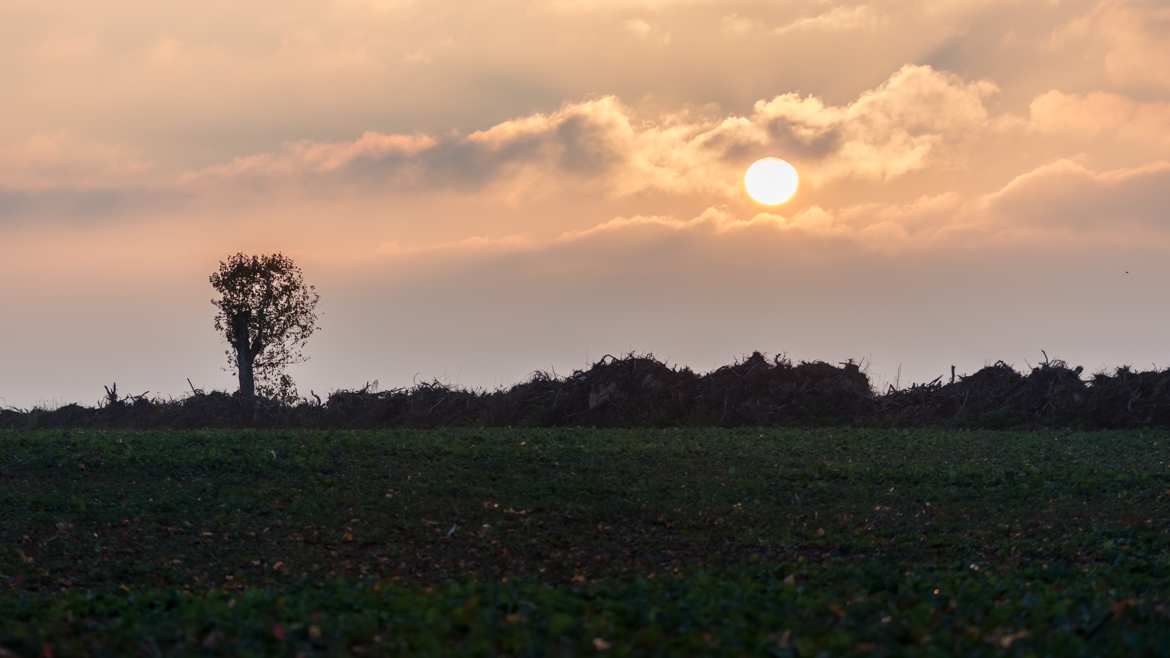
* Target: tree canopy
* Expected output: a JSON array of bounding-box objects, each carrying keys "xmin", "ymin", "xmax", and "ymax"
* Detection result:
[{"xmin": 210, "ymin": 253, "xmax": 319, "ymax": 402}]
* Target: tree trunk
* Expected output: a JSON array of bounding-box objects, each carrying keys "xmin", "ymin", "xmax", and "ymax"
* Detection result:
[{"xmin": 232, "ymin": 311, "xmax": 255, "ymax": 401}]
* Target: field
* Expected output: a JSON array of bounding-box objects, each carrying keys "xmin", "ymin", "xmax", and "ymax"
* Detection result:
[{"xmin": 3, "ymin": 428, "xmax": 1170, "ymax": 656}]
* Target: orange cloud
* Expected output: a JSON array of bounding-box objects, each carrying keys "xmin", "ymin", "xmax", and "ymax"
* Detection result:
[
  {"xmin": 1053, "ymin": 0, "xmax": 1170, "ymax": 91},
  {"xmin": 1030, "ymin": 91, "xmax": 1170, "ymax": 147},
  {"xmin": 1, "ymin": 65, "xmax": 1008, "ymax": 228},
  {"xmin": 985, "ymin": 159, "xmax": 1170, "ymax": 235},
  {"xmin": 774, "ymin": 5, "xmax": 885, "ymax": 35}
]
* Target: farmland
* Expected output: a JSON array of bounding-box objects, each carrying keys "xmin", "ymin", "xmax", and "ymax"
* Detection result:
[{"xmin": 3, "ymin": 428, "xmax": 1170, "ymax": 656}]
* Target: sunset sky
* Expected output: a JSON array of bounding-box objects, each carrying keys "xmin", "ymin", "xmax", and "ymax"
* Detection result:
[{"xmin": 4, "ymin": 0, "xmax": 1170, "ymax": 407}]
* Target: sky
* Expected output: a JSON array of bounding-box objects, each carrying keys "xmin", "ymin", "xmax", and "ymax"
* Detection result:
[{"xmin": 4, "ymin": 0, "xmax": 1170, "ymax": 407}]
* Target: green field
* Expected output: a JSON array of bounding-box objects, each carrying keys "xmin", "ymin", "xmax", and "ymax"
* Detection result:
[{"xmin": 3, "ymin": 428, "xmax": 1170, "ymax": 656}]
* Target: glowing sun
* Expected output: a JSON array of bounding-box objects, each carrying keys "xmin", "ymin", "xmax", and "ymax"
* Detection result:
[{"xmin": 744, "ymin": 157, "xmax": 799, "ymax": 206}]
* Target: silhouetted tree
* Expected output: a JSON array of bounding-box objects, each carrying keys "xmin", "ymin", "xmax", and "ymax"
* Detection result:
[{"xmin": 210, "ymin": 253, "xmax": 319, "ymax": 404}]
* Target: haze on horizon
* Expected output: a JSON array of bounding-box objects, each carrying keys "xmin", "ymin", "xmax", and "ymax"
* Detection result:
[{"xmin": 4, "ymin": 0, "xmax": 1170, "ymax": 408}]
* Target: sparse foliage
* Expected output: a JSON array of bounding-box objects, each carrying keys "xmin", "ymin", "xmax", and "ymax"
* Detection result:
[{"xmin": 210, "ymin": 253, "xmax": 319, "ymax": 403}]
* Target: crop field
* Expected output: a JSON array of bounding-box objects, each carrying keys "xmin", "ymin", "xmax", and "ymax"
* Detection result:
[{"xmin": 3, "ymin": 428, "xmax": 1170, "ymax": 656}]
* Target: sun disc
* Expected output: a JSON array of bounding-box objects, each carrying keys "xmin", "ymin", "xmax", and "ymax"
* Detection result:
[{"xmin": 744, "ymin": 157, "xmax": 799, "ymax": 206}]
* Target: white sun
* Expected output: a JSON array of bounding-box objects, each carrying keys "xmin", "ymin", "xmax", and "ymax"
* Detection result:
[{"xmin": 744, "ymin": 157, "xmax": 799, "ymax": 206}]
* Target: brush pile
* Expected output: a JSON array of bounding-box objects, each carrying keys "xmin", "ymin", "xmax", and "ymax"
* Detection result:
[
  {"xmin": 878, "ymin": 357, "xmax": 1089, "ymax": 428},
  {"xmin": 6, "ymin": 352, "xmax": 1170, "ymax": 430},
  {"xmin": 690, "ymin": 353, "xmax": 872, "ymax": 425}
]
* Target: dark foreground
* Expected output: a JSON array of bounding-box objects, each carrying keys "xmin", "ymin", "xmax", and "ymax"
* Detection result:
[{"xmin": 2, "ymin": 428, "xmax": 1169, "ymax": 656}]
